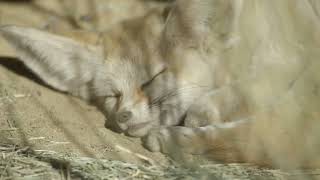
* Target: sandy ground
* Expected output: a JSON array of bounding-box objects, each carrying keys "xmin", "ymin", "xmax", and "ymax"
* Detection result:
[{"xmin": 0, "ymin": 0, "xmax": 170, "ymax": 166}]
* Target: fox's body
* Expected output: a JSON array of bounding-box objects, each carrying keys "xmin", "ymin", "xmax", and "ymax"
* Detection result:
[{"xmin": 1, "ymin": 0, "xmax": 320, "ymax": 168}]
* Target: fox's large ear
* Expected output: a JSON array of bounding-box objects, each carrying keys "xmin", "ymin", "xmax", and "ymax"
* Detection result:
[
  {"xmin": 163, "ymin": 0, "xmax": 242, "ymax": 47},
  {"xmin": 0, "ymin": 25, "xmax": 106, "ymax": 100}
]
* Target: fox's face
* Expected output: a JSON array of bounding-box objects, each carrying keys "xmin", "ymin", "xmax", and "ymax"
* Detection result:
[
  {"xmin": 0, "ymin": 0, "xmax": 235, "ymax": 137},
  {"xmin": 0, "ymin": 5, "xmax": 193, "ymax": 137},
  {"xmin": 83, "ymin": 8, "xmax": 190, "ymax": 137},
  {"xmin": 100, "ymin": 57, "xmax": 168, "ymax": 137}
]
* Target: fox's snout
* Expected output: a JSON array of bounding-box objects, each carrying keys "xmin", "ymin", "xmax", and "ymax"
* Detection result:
[
  {"xmin": 104, "ymin": 89, "xmax": 157, "ymax": 137},
  {"xmin": 116, "ymin": 111, "xmax": 133, "ymax": 123}
]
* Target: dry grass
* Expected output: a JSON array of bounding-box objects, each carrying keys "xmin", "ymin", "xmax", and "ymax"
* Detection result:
[{"xmin": 0, "ymin": 143, "xmax": 294, "ymax": 180}]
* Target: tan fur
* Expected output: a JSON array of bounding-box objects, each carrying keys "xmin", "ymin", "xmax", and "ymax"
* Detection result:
[{"xmin": 1, "ymin": 0, "xmax": 320, "ymax": 169}]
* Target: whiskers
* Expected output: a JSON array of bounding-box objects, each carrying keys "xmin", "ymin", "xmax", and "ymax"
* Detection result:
[{"xmin": 149, "ymin": 84, "xmax": 211, "ymax": 108}]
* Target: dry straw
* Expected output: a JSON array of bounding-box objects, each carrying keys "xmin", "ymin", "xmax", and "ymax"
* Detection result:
[{"xmin": 0, "ymin": 143, "xmax": 311, "ymax": 180}]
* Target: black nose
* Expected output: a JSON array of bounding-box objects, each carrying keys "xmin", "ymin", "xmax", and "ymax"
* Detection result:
[{"xmin": 117, "ymin": 111, "xmax": 132, "ymax": 123}]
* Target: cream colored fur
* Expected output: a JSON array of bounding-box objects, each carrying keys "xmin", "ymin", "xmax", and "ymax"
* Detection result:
[{"xmin": 1, "ymin": 0, "xmax": 320, "ymax": 168}]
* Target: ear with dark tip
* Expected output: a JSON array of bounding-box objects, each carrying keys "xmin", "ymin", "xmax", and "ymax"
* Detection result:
[
  {"xmin": 162, "ymin": 5, "xmax": 173, "ymax": 22},
  {"xmin": 163, "ymin": 0, "xmax": 241, "ymax": 47},
  {"xmin": 0, "ymin": 25, "xmax": 106, "ymax": 101}
]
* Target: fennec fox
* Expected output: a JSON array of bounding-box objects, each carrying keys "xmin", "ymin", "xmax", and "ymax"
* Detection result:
[{"xmin": 1, "ymin": 0, "xmax": 320, "ymax": 168}]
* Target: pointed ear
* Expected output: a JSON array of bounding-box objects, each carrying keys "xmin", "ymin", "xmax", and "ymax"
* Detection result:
[
  {"xmin": 0, "ymin": 25, "xmax": 106, "ymax": 100},
  {"xmin": 163, "ymin": 0, "xmax": 242, "ymax": 47}
]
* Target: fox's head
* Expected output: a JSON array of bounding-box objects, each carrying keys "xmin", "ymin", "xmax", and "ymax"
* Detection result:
[{"xmin": 0, "ymin": 0, "xmax": 237, "ymax": 137}]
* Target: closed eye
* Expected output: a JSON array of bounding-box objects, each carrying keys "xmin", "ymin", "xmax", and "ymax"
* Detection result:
[
  {"xmin": 141, "ymin": 68, "xmax": 167, "ymax": 89},
  {"xmin": 105, "ymin": 94, "xmax": 120, "ymax": 98},
  {"xmin": 105, "ymin": 92, "xmax": 122, "ymax": 110}
]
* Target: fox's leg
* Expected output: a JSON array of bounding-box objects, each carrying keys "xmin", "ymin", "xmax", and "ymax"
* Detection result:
[{"xmin": 143, "ymin": 120, "xmax": 271, "ymax": 165}]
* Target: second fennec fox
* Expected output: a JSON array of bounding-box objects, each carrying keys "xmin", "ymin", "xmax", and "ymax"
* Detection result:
[{"xmin": 1, "ymin": 0, "xmax": 320, "ymax": 168}]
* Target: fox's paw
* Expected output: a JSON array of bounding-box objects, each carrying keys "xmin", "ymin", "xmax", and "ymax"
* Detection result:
[
  {"xmin": 142, "ymin": 126, "xmax": 213, "ymax": 155},
  {"xmin": 141, "ymin": 128, "xmax": 163, "ymax": 153},
  {"xmin": 143, "ymin": 120, "xmax": 250, "ymax": 157}
]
